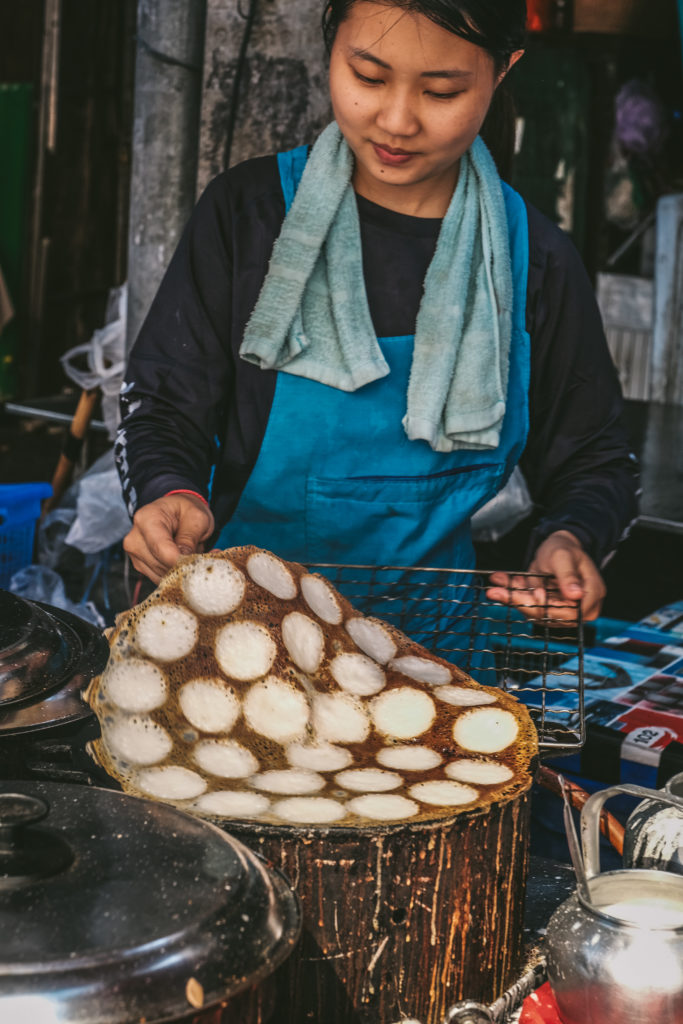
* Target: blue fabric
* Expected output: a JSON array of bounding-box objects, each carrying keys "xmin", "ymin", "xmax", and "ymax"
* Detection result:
[
  {"xmin": 276, "ymin": 146, "xmax": 310, "ymax": 218},
  {"xmin": 244, "ymin": 125, "xmax": 514, "ymax": 453},
  {"xmin": 219, "ymin": 146, "xmax": 530, "ymax": 683}
]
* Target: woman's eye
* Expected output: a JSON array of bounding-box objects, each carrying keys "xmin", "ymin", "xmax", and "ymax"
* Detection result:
[
  {"xmin": 353, "ymin": 69, "xmax": 383, "ymax": 86},
  {"xmin": 427, "ymin": 90, "xmax": 464, "ymax": 100}
]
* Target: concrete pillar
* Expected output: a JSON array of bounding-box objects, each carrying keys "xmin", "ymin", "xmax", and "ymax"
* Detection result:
[
  {"xmin": 651, "ymin": 194, "xmax": 683, "ymax": 405},
  {"xmin": 198, "ymin": 0, "xmax": 331, "ymax": 193},
  {"xmin": 126, "ymin": 0, "xmax": 206, "ymax": 352}
]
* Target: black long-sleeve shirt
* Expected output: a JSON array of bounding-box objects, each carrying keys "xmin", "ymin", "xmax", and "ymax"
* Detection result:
[{"xmin": 115, "ymin": 153, "xmax": 638, "ymax": 566}]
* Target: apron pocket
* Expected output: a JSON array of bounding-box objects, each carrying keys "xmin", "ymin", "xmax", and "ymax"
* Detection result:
[{"xmin": 306, "ymin": 463, "xmax": 500, "ymax": 567}]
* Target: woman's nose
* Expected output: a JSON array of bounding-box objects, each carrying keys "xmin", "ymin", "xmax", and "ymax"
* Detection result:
[{"xmin": 375, "ymin": 88, "xmax": 420, "ymax": 137}]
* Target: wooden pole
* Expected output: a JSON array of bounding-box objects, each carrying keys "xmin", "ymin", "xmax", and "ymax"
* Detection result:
[
  {"xmin": 537, "ymin": 765, "xmax": 625, "ymax": 855},
  {"xmin": 43, "ymin": 388, "xmax": 99, "ymax": 513},
  {"xmin": 228, "ymin": 788, "xmax": 531, "ymax": 1024}
]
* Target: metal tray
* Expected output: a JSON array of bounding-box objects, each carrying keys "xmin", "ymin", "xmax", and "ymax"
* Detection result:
[{"xmin": 307, "ymin": 563, "xmax": 585, "ymax": 754}]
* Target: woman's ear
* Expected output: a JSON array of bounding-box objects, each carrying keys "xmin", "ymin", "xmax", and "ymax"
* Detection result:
[{"xmin": 497, "ymin": 48, "xmax": 525, "ymax": 85}]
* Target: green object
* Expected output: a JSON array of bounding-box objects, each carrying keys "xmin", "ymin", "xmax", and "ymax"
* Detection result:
[
  {"xmin": 0, "ymin": 83, "xmax": 34, "ymax": 399},
  {"xmin": 510, "ymin": 48, "xmax": 590, "ymax": 255}
]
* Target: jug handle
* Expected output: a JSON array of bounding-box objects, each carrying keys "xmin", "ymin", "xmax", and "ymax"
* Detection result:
[{"xmin": 581, "ymin": 783, "xmax": 683, "ymax": 879}]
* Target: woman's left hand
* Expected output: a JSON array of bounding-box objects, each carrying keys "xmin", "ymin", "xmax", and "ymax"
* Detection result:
[{"xmin": 486, "ymin": 529, "xmax": 606, "ymax": 623}]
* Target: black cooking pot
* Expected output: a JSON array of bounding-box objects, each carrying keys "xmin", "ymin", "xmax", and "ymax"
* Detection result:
[
  {"xmin": 0, "ymin": 589, "xmax": 108, "ymax": 736},
  {"xmin": 0, "ymin": 589, "xmax": 112, "ymax": 784},
  {"xmin": 0, "ymin": 780, "xmax": 301, "ymax": 1023}
]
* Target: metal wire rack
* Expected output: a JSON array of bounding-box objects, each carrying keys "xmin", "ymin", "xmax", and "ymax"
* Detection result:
[{"xmin": 308, "ymin": 564, "xmax": 585, "ymax": 754}]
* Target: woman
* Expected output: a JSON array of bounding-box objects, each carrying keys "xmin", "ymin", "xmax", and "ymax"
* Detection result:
[{"xmin": 116, "ymin": 0, "xmax": 637, "ymax": 630}]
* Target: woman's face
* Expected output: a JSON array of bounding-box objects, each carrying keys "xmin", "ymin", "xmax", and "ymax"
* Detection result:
[{"xmin": 329, "ymin": 2, "xmax": 515, "ymax": 216}]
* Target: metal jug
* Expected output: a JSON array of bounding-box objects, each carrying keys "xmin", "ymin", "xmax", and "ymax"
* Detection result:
[
  {"xmin": 623, "ymin": 771, "xmax": 683, "ymax": 874},
  {"xmin": 545, "ymin": 783, "xmax": 683, "ymax": 1024}
]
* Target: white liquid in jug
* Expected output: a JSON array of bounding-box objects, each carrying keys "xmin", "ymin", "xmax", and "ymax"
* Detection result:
[{"xmin": 599, "ymin": 897, "xmax": 683, "ymax": 929}]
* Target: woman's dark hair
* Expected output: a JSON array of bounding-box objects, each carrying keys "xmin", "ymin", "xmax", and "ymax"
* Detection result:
[
  {"xmin": 322, "ymin": 0, "xmax": 527, "ymax": 178},
  {"xmin": 322, "ymin": 0, "xmax": 527, "ymax": 71}
]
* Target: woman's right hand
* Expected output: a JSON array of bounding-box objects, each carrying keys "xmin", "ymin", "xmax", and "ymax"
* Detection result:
[{"xmin": 123, "ymin": 493, "xmax": 215, "ymax": 584}]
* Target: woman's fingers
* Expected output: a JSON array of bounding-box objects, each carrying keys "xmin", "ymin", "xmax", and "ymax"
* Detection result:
[
  {"xmin": 578, "ymin": 568, "xmax": 606, "ymax": 621},
  {"xmin": 530, "ymin": 532, "xmax": 606, "ymax": 621},
  {"xmin": 486, "ymin": 583, "xmax": 581, "ymax": 623},
  {"xmin": 533, "ymin": 543, "xmax": 583, "ymax": 602},
  {"xmin": 123, "ymin": 493, "xmax": 215, "ymax": 585},
  {"xmin": 486, "ymin": 573, "xmax": 564, "ymax": 621},
  {"xmin": 529, "ymin": 531, "xmax": 605, "ymax": 622},
  {"xmin": 125, "ymin": 546, "xmax": 167, "ymax": 585},
  {"xmin": 486, "ymin": 531, "xmax": 605, "ymax": 623},
  {"xmin": 123, "ymin": 522, "xmax": 177, "ymax": 583}
]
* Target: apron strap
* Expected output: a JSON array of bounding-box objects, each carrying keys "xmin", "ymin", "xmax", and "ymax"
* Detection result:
[{"xmin": 276, "ymin": 145, "xmax": 310, "ymax": 214}]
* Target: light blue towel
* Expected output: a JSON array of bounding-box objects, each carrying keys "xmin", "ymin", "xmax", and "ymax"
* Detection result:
[{"xmin": 240, "ymin": 122, "xmax": 513, "ymax": 452}]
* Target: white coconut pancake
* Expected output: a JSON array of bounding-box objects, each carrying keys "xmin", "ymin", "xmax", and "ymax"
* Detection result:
[
  {"xmin": 215, "ymin": 620, "xmax": 277, "ymax": 681},
  {"xmin": 251, "ymin": 769, "xmax": 325, "ymax": 795},
  {"xmin": 371, "ymin": 687, "xmax": 436, "ymax": 739},
  {"xmin": 193, "ymin": 739, "xmax": 259, "ymax": 778},
  {"xmin": 103, "ymin": 659, "xmax": 168, "ymax": 713},
  {"xmin": 435, "ymin": 685, "xmax": 498, "ymax": 707},
  {"xmin": 246, "ymin": 550, "xmax": 298, "ymax": 599},
  {"xmin": 105, "ymin": 716, "xmax": 172, "ymax": 766},
  {"xmin": 273, "ymin": 797, "xmax": 347, "ymax": 824},
  {"xmin": 330, "ymin": 652, "xmax": 386, "ymax": 696},
  {"xmin": 376, "ymin": 745, "xmax": 443, "ymax": 771},
  {"xmin": 179, "ymin": 678, "xmax": 241, "ymax": 733},
  {"xmin": 390, "ymin": 655, "xmax": 451, "ymax": 686},
  {"xmin": 286, "ymin": 741, "xmax": 353, "ymax": 772},
  {"xmin": 345, "ymin": 617, "xmax": 397, "ymax": 664},
  {"xmin": 452, "ymin": 708, "xmax": 519, "ymax": 753},
  {"xmin": 313, "ymin": 693, "xmax": 370, "ymax": 744},
  {"xmin": 182, "ymin": 557, "xmax": 245, "ymax": 616},
  {"xmin": 300, "ymin": 574, "xmax": 342, "ymax": 624},
  {"xmin": 347, "ymin": 794, "xmax": 419, "ymax": 821},
  {"xmin": 137, "ymin": 766, "xmax": 207, "ymax": 800},
  {"xmin": 135, "ymin": 604, "xmax": 198, "ymax": 662},
  {"xmin": 335, "ymin": 768, "xmax": 402, "ymax": 792},
  {"xmin": 408, "ymin": 780, "xmax": 478, "ymax": 806},
  {"xmin": 194, "ymin": 790, "xmax": 271, "ymax": 818},
  {"xmin": 87, "ymin": 546, "xmax": 537, "ymax": 827},
  {"xmin": 445, "ymin": 759, "xmax": 514, "ymax": 785},
  {"xmin": 281, "ymin": 612, "xmax": 325, "ymax": 674},
  {"xmin": 243, "ymin": 677, "xmax": 310, "ymax": 743}
]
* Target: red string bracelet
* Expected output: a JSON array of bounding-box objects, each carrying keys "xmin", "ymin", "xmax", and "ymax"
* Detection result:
[{"xmin": 166, "ymin": 489, "xmax": 209, "ymax": 507}]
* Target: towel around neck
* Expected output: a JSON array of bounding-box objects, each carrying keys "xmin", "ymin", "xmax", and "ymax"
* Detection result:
[{"xmin": 239, "ymin": 122, "xmax": 513, "ymax": 452}]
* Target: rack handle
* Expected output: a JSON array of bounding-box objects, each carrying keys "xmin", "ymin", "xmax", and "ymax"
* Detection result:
[{"xmin": 537, "ymin": 766, "xmax": 625, "ymax": 855}]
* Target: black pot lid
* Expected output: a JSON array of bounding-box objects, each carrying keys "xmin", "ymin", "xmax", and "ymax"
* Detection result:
[
  {"xmin": 0, "ymin": 781, "xmax": 301, "ymax": 1023},
  {"xmin": 0, "ymin": 591, "xmax": 85, "ymax": 707},
  {"xmin": 0, "ymin": 592, "xmax": 108, "ymax": 735}
]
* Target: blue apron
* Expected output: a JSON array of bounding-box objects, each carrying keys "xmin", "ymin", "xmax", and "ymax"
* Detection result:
[{"xmin": 218, "ymin": 146, "xmax": 530, "ymax": 680}]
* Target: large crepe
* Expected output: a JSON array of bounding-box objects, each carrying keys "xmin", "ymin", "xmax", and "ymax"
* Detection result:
[{"xmin": 86, "ymin": 546, "xmax": 537, "ymax": 826}]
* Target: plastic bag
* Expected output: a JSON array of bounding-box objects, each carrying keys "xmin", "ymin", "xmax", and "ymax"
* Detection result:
[
  {"xmin": 9, "ymin": 565, "xmax": 105, "ymax": 628},
  {"xmin": 470, "ymin": 465, "xmax": 533, "ymax": 543},
  {"xmin": 64, "ymin": 449, "xmax": 131, "ymax": 555},
  {"xmin": 60, "ymin": 284, "xmax": 127, "ymax": 439},
  {"xmin": 37, "ymin": 507, "xmax": 78, "ymax": 569}
]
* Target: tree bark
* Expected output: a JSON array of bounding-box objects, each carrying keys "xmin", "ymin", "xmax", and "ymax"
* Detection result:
[{"xmin": 228, "ymin": 787, "xmax": 531, "ymax": 1024}]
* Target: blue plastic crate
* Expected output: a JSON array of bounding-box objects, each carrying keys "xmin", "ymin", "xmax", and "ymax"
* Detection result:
[{"xmin": 0, "ymin": 482, "xmax": 52, "ymax": 588}]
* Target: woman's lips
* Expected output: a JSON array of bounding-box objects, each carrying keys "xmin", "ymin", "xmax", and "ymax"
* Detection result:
[{"xmin": 372, "ymin": 143, "xmax": 416, "ymax": 166}]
